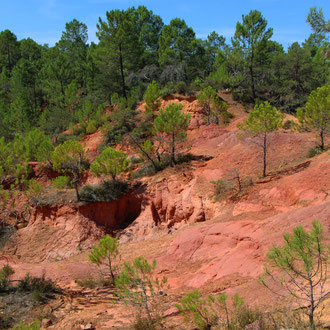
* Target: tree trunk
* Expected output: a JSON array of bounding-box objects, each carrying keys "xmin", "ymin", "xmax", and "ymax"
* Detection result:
[
  {"xmin": 250, "ymin": 64, "xmax": 256, "ymax": 101},
  {"xmin": 263, "ymin": 132, "xmax": 267, "ymax": 177},
  {"xmin": 249, "ymin": 49, "xmax": 256, "ymax": 101},
  {"xmin": 141, "ymin": 285, "xmax": 152, "ymax": 322},
  {"xmin": 73, "ymin": 172, "xmax": 80, "ymax": 201},
  {"xmin": 320, "ymin": 127, "xmax": 324, "ymax": 151},
  {"xmin": 108, "ymin": 256, "xmax": 115, "ymax": 285},
  {"xmin": 234, "ymin": 168, "xmax": 242, "ymax": 192},
  {"xmin": 119, "ymin": 43, "xmax": 126, "ymax": 99},
  {"xmin": 171, "ymin": 131, "xmax": 176, "ymax": 166},
  {"xmin": 128, "ymin": 133, "xmax": 159, "ymax": 171},
  {"xmin": 309, "ymin": 277, "xmax": 316, "ymax": 330}
]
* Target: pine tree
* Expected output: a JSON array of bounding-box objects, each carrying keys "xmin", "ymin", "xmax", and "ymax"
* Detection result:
[
  {"xmin": 51, "ymin": 140, "xmax": 88, "ymax": 201},
  {"xmin": 144, "ymin": 80, "xmax": 161, "ymax": 115},
  {"xmin": 261, "ymin": 220, "xmax": 330, "ymax": 330},
  {"xmin": 153, "ymin": 103, "xmax": 190, "ymax": 165},
  {"xmin": 238, "ymin": 101, "xmax": 283, "ymax": 177},
  {"xmin": 115, "ymin": 257, "xmax": 167, "ymax": 323},
  {"xmin": 232, "ymin": 10, "xmax": 273, "ymax": 101},
  {"xmin": 297, "ymin": 85, "xmax": 329, "ymax": 150},
  {"xmin": 89, "ymin": 236, "xmax": 120, "ymax": 285},
  {"xmin": 90, "ymin": 147, "xmax": 130, "ymax": 181}
]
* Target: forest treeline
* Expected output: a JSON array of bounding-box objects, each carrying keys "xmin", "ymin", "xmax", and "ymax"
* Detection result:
[{"xmin": 0, "ymin": 6, "xmax": 329, "ymax": 142}]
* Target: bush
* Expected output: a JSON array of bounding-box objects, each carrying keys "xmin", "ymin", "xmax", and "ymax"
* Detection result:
[
  {"xmin": 115, "ymin": 257, "xmax": 168, "ymax": 324},
  {"xmin": 222, "ymin": 110, "xmax": 234, "ymax": 124},
  {"xmin": 0, "ymin": 264, "xmax": 14, "ymax": 290},
  {"xmin": 132, "ymin": 164, "xmax": 157, "ymax": 179},
  {"xmin": 230, "ymin": 305, "xmax": 264, "ymax": 329},
  {"xmin": 54, "ymin": 133, "xmax": 80, "ymax": 146},
  {"xmin": 104, "ymin": 123, "xmax": 129, "ymax": 146},
  {"xmin": 13, "ymin": 321, "xmax": 40, "ymax": 330},
  {"xmin": 89, "ymin": 236, "xmax": 120, "ymax": 285},
  {"xmin": 176, "ymin": 291, "xmax": 264, "ymax": 330},
  {"xmin": 51, "ymin": 176, "xmax": 71, "ymax": 189},
  {"xmin": 133, "ymin": 315, "xmax": 162, "ymax": 330},
  {"xmin": 307, "ymin": 146, "xmax": 323, "ymax": 158},
  {"xmin": 283, "ymin": 119, "xmax": 295, "ymax": 130},
  {"xmin": 75, "ymin": 274, "xmax": 113, "ymax": 289},
  {"xmin": 72, "ymin": 124, "xmax": 86, "ymax": 137},
  {"xmin": 175, "ymin": 81, "xmax": 187, "ymax": 94},
  {"xmin": 17, "ymin": 272, "xmax": 60, "ymax": 302},
  {"xmin": 90, "ymin": 147, "xmax": 130, "ymax": 181},
  {"xmin": 211, "ymin": 179, "xmax": 235, "ymax": 199},
  {"xmin": 160, "ymin": 82, "xmax": 175, "ymax": 98},
  {"xmin": 24, "ymin": 179, "xmax": 44, "ymax": 200},
  {"xmin": 80, "ymin": 180, "xmax": 129, "ymax": 202},
  {"xmin": 86, "ymin": 120, "xmax": 97, "ymax": 134}
]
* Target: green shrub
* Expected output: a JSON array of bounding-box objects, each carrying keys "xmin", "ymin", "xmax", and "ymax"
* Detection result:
[
  {"xmin": 90, "ymin": 147, "xmax": 130, "ymax": 181},
  {"xmin": 115, "ymin": 257, "xmax": 168, "ymax": 324},
  {"xmin": 133, "ymin": 315, "xmax": 161, "ymax": 330},
  {"xmin": 132, "ymin": 164, "xmax": 157, "ymax": 179},
  {"xmin": 0, "ymin": 264, "xmax": 14, "ymax": 290},
  {"xmin": 222, "ymin": 110, "xmax": 234, "ymax": 124},
  {"xmin": 17, "ymin": 272, "xmax": 60, "ymax": 302},
  {"xmin": 176, "ymin": 291, "xmax": 263, "ymax": 330},
  {"xmin": 104, "ymin": 123, "xmax": 128, "ymax": 146},
  {"xmin": 72, "ymin": 124, "xmax": 86, "ymax": 137},
  {"xmin": 54, "ymin": 133, "xmax": 80, "ymax": 146},
  {"xmin": 211, "ymin": 179, "xmax": 235, "ymax": 199},
  {"xmin": 86, "ymin": 120, "xmax": 97, "ymax": 134},
  {"xmin": 24, "ymin": 179, "xmax": 44, "ymax": 200},
  {"xmin": 160, "ymin": 82, "xmax": 175, "ymax": 98},
  {"xmin": 175, "ymin": 81, "xmax": 187, "ymax": 95},
  {"xmin": 75, "ymin": 274, "xmax": 112, "ymax": 289},
  {"xmin": 307, "ymin": 146, "xmax": 323, "ymax": 158},
  {"xmin": 89, "ymin": 236, "xmax": 120, "ymax": 285},
  {"xmin": 283, "ymin": 119, "xmax": 294, "ymax": 130},
  {"xmin": 13, "ymin": 321, "xmax": 40, "ymax": 330},
  {"xmin": 52, "ymin": 176, "xmax": 71, "ymax": 189},
  {"xmin": 80, "ymin": 180, "xmax": 129, "ymax": 202}
]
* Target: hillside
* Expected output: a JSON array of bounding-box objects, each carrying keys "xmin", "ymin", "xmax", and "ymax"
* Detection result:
[{"xmin": 0, "ymin": 92, "xmax": 329, "ymax": 329}]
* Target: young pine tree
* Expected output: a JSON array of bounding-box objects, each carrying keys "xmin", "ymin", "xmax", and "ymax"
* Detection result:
[
  {"xmin": 89, "ymin": 236, "xmax": 120, "ymax": 285},
  {"xmin": 51, "ymin": 140, "xmax": 88, "ymax": 201},
  {"xmin": 144, "ymin": 80, "xmax": 161, "ymax": 116},
  {"xmin": 297, "ymin": 84, "xmax": 329, "ymax": 151},
  {"xmin": 238, "ymin": 101, "xmax": 283, "ymax": 177},
  {"xmin": 90, "ymin": 147, "xmax": 130, "ymax": 181},
  {"xmin": 115, "ymin": 257, "xmax": 167, "ymax": 323},
  {"xmin": 153, "ymin": 103, "xmax": 190, "ymax": 166},
  {"xmin": 261, "ymin": 220, "xmax": 329, "ymax": 330}
]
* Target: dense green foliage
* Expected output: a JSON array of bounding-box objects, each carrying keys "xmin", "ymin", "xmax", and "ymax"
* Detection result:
[
  {"xmin": 0, "ymin": 6, "xmax": 328, "ymax": 214},
  {"xmin": 0, "ymin": 6, "xmax": 328, "ymax": 144},
  {"xmin": 51, "ymin": 140, "xmax": 88, "ymax": 201},
  {"xmin": 90, "ymin": 147, "xmax": 130, "ymax": 181},
  {"xmin": 197, "ymin": 86, "xmax": 229, "ymax": 124},
  {"xmin": 144, "ymin": 80, "xmax": 161, "ymax": 115}
]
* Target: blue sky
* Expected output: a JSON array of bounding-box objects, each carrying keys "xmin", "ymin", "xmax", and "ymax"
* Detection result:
[{"xmin": 1, "ymin": 0, "xmax": 329, "ymax": 48}]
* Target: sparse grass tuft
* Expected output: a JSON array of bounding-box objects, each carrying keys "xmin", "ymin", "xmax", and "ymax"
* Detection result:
[
  {"xmin": 307, "ymin": 146, "xmax": 323, "ymax": 158},
  {"xmin": 75, "ymin": 274, "xmax": 113, "ymax": 289}
]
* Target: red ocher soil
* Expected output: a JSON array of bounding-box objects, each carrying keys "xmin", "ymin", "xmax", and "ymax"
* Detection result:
[{"xmin": 1, "ymin": 92, "xmax": 329, "ymax": 328}]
